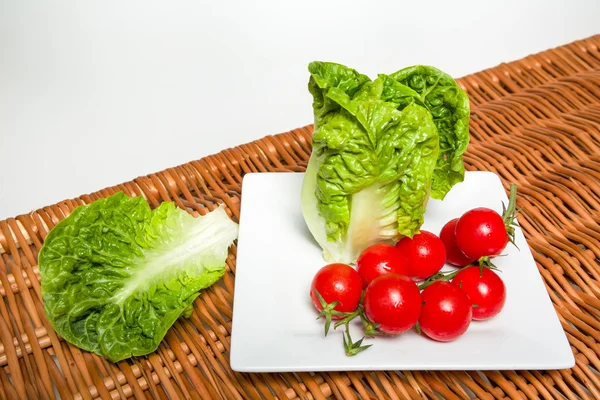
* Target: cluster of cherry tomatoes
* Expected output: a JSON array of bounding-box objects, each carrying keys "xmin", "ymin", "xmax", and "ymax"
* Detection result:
[{"xmin": 310, "ymin": 185, "xmax": 518, "ymax": 355}]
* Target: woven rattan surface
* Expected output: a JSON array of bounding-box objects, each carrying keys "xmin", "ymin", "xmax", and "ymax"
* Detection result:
[{"xmin": 1, "ymin": 35, "xmax": 600, "ymax": 399}]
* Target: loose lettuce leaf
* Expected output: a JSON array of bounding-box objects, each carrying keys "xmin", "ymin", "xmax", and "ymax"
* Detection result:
[
  {"xmin": 389, "ymin": 66, "xmax": 470, "ymax": 199},
  {"xmin": 302, "ymin": 62, "xmax": 440, "ymax": 263},
  {"xmin": 39, "ymin": 193, "xmax": 238, "ymax": 362}
]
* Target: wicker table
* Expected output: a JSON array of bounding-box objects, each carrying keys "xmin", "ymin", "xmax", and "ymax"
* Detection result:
[{"xmin": 1, "ymin": 35, "xmax": 599, "ymax": 399}]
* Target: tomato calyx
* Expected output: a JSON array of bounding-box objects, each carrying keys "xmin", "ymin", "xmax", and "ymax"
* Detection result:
[
  {"xmin": 315, "ymin": 290, "xmax": 379, "ymax": 356},
  {"xmin": 333, "ymin": 303, "xmax": 381, "ymax": 355},
  {"xmin": 474, "ymin": 255, "xmax": 506, "ymax": 274},
  {"xmin": 314, "ymin": 290, "xmax": 351, "ymax": 337},
  {"xmin": 359, "ymin": 312, "xmax": 381, "ymax": 337},
  {"xmin": 476, "ymin": 255, "xmax": 504, "ymax": 271},
  {"xmin": 342, "ymin": 326, "xmax": 373, "ymax": 356},
  {"xmin": 502, "ymin": 183, "xmax": 520, "ymax": 249}
]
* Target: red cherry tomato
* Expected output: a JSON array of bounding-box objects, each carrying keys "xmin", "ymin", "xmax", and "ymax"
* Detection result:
[
  {"xmin": 356, "ymin": 243, "xmax": 409, "ymax": 288},
  {"xmin": 455, "ymin": 208, "xmax": 508, "ymax": 259},
  {"xmin": 419, "ymin": 281, "xmax": 472, "ymax": 342},
  {"xmin": 310, "ymin": 263, "xmax": 362, "ymax": 319},
  {"xmin": 363, "ymin": 274, "xmax": 421, "ymax": 334},
  {"xmin": 439, "ymin": 218, "xmax": 476, "ymax": 267},
  {"xmin": 452, "ymin": 266, "xmax": 506, "ymax": 320},
  {"xmin": 395, "ymin": 230, "xmax": 446, "ymax": 280}
]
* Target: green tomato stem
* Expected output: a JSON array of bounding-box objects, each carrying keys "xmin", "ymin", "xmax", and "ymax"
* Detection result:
[
  {"xmin": 333, "ymin": 307, "xmax": 362, "ymax": 330},
  {"xmin": 502, "ymin": 183, "xmax": 519, "ymax": 249},
  {"xmin": 503, "ymin": 183, "xmax": 518, "ymax": 225},
  {"xmin": 417, "ymin": 264, "xmax": 474, "ymax": 291}
]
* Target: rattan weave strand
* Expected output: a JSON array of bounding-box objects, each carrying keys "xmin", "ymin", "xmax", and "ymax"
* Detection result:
[{"xmin": 0, "ymin": 35, "xmax": 599, "ymax": 399}]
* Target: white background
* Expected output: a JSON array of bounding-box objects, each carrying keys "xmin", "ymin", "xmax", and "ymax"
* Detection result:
[{"xmin": 1, "ymin": 0, "xmax": 598, "ymax": 220}]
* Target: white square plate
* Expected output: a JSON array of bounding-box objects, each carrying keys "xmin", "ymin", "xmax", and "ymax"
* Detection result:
[{"xmin": 230, "ymin": 171, "xmax": 574, "ymax": 372}]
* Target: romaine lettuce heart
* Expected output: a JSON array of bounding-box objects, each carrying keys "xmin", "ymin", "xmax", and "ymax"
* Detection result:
[
  {"xmin": 302, "ymin": 62, "xmax": 469, "ymax": 264},
  {"xmin": 39, "ymin": 192, "xmax": 238, "ymax": 362}
]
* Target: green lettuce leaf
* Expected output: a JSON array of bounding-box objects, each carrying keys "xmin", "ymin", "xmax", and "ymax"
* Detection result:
[
  {"xmin": 389, "ymin": 65, "xmax": 470, "ymax": 199},
  {"xmin": 39, "ymin": 192, "xmax": 238, "ymax": 362},
  {"xmin": 302, "ymin": 62, "xmax": 441, "ymax": 263},
  {"xmin": 308, "ymin": 61, "xmax": 371, "ymax": 129}
]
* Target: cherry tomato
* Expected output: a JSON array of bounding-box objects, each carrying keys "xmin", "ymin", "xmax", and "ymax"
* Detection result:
[
  {"xmin": 419, "ymin": 281, "xmax": 472, "ymax": 342},
  {"xmin": 310, "ymin": 263, "xmax": 362, "ymax": 319},
  {"xmin": 356, "ymin": 243, "xmax": 409, "ymax": 288},
  {"xmin": 452, "ymin": 266, "xmax": 506, "ymax": 320},
  {"xmin": 395, "ymin": 230, "xmax": 446, "ymax": 280},
  {"xmin": 363, "ymin": 274, "xmax": 421, "ymax": 335},
  {"xmin": 455, "ymin": 208, "xmax": 508, "ymax": 260},
  {"xmin": 439, "ymin": 218, "xmax": 476, "ymax": 267}
]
